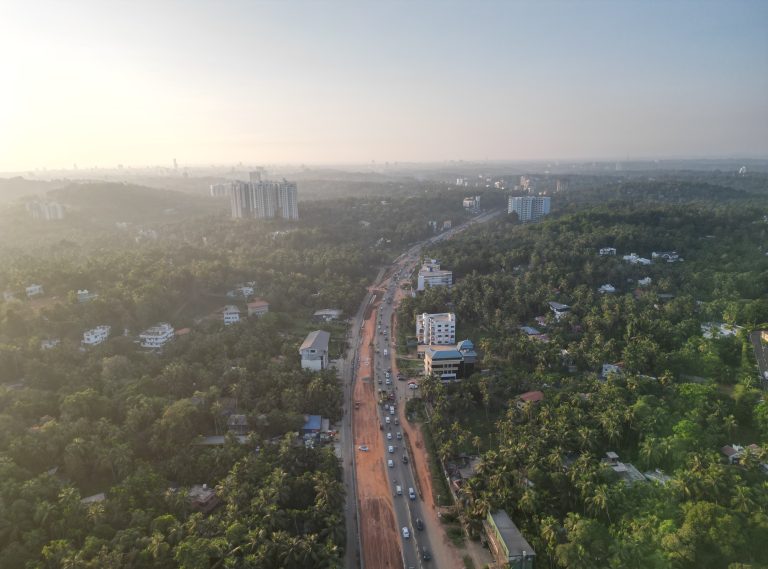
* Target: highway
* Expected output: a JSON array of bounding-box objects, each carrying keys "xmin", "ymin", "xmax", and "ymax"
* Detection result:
[{"xmin": 342, "ymin": 209, "xmax": 502, "ymax": 569}]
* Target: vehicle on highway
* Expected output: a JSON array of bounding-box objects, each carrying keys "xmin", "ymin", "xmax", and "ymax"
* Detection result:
[
  {"xmin": 396, "ymin": 432, "xmax": 402, "ymax": 440},
  {"xmin": 395, "ymin": 485, "xmax": 402, "ymax": 495},
  {"xmin": 386, "ymin": 378, "xmax": 392, "ymax": 385},
  {"xmin": 394, "ymin": 417, "xmax": 399, "ymax": 425},
  {"xmin": 402, "ymin": 454, "xmax": 408, "ymax": 463},
  {"xmin": 389, "ymin": 407, "xmax": 395, "ymax": 415},
  {"xmin": 408, "ymin": 382, "xmax": 418, "ymax": 389},
  {"xmin": 408, "ymin": 487, "xmax": 416, "ymax": 500},
  {"xmin": 383, "ymin": 348, "xmax": 388, "ymax": 356},
  {"xmin": 385, "ymin": 371, "xmax": 391, "ymax": 379},
  {"xmin": 388, "ymin": 445, "xmax": 394, "ymax": 453},
  {"xmin": 387, "ymin": 433, "xmax": 392, "ymax": 440},
  {"xmin": 402, "ymin": 527, "xmax": 410, "ymax": 539},
  {"xmin": 358, "ymin": 445, "xmax": 369, "ymax": 451},
  {"xmin": 388, "ymin": 459, "xmax": 394, "ymax": 468},
  {"xmin": 415, "ymin": 518, "xmax": 423, "ymax": 531},
  {"xmin": 422, "ymin": 548, "xmax": 431, "ymax": 561},
  {"xmin": 385, "ymin": 416, "xmax": 391, "ymax": 424}
]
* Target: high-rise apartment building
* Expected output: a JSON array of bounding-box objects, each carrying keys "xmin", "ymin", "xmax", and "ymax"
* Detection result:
[
  {"xmin": 508, "ymin": 196, "xmax": 551, "ymax": 222},
  {"xmin": 229, "ymin": 177, "xmax": 299, "ymax": 220}
]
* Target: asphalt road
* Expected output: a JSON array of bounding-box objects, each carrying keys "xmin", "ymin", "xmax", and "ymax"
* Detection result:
[{"xmin": 344, "ymin": 209, "xmax": 502, "ymax": 569}]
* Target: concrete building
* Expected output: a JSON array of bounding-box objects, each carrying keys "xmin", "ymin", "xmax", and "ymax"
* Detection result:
[
  {"xmin": 417, "ymin": 260, "xmax": 453, "ymax": 291},
  {"xmin": 313, "ymin": 309, "xmax": 343, "ymax": 322},
  {"xmin": 299, "ymin": 330, "xmax": 330, "ymax": 371},
  {"xmin": 26, "ymin": 284, "xmax": 44, "ymax": 298},
  {"xmin": 139, "ymin": 322, "xmax": 175, "ymax": 349},
  {"xmin": 416, "ymin": 312, "xmax": 456, "ymax": 345},
  {"xmin": 82, "ymin": 325, "xmax": 111, "ymax": 346},
  {"xmin": 27, "ymin": 201, "xmax": 65, "ymax": 221},
  {"xmin": 484, "ymin": 510, "xmax": 535, "ymax": 569},
  {"xmin": 209, "ymin": 183, "xmax": 232, "ymax": 197},
  {"xmin": 598, "ymin": 284, "xmax": 616, "ymax": 294},
  {"xmin": 652, "ymin": 251, "xmax": 682, "ymax": 263},
  {"xmin": 424, "ymin": 339, "xmax": 477, "ymax": 381},
  {"xmin": 508, "ymin": 196, "xmax": 551, "ymax": 222},
  {"xmin": 599, "ymin": 247, "xmax": 617, "ymax": 256},
  {"xmin": 548, "ymin": 301, "xmax": 570, "ymax": 321},
  {"xmin": 247, "ymin": 299, "xmax": 270, "ymax": 317},
  {"xmin": 230, "ymin": 178, "xmax": 299, "ymax": 220},
  {"xmin": 222, "ymin": 305, "xmax": 240, "ymax": 326},
  {"xmin": 623, "ymin": 253, "xmax": 652, "ymax": 265}
]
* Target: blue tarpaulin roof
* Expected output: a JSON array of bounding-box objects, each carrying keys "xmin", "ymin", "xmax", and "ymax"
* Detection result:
[{"xmin": 303, "ymin": 415, "xmax": 322, "ymax": 432}]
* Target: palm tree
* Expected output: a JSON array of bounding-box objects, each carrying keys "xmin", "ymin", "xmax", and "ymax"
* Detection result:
[{"xmin": 585, "ymin": 484, "xmax": 612, "ymax": 524}]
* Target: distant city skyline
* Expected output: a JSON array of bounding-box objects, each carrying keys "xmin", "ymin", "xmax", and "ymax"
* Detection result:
[{"xmin": 1, "ymin": 0, "xmax": 766, "ymax": 172}]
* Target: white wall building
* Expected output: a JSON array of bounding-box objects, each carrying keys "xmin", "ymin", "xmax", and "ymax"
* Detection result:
[
  {"xmin": 598, "ymin": 284, "xmax": 616, "ymax": 294},
  {"xmin": 623, "ymin": 253, "xmax": 652, "ymax": 265},
  {"xmin": 417, "ymin": 260, "xmax": 453, "ymax": 291},
  {"xmin": 82, "ymin": 325, "xmax": 111, "ymax": 346},
  {"xmin": 599, "ymin": 247, "xmax": 617, "ymax": 256},
  {"xmin": 299, "ymin": 330, "xmax": 330, "ymax": 371},
  {"xmin": 223, "ymin": 305, "xmax": 241, "ymax": 325},
  {"xmin": 139, "ymin": 323, "xmax": 175, "ymax": 349},
  {"xmin": 508, "ymin": 196, "xmax": 551, "ymax": 222},
  {"xmin": 26, "ymin": 284, "xmax": 44, "ymax": 298},
  {"xmin": 416, "ymin": 313, "xmax": 456, "ymax": 345}
]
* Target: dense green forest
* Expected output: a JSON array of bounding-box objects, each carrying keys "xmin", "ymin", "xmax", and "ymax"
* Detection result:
[
  {"xmin": 400, "ymin": 183, "xmax": 768, "ymax": 568},
  {"xmin": 0, "ymin": 181, "xmax": 489, "ymax": 568}
]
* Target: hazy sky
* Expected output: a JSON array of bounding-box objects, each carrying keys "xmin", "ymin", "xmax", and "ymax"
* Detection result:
[{"xmin": 1, "ymin": 0, "xmax": 766, "ymax": 170}]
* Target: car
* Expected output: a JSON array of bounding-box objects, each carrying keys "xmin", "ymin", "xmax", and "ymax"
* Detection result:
[
  {"xmin": 386, "ymin": 378, "xmax": 392, "ymax": 385},
  {"xmin": 387, "ymin": 459, "xmax": 394, "ymax": 468},
  {"xmin": 358, "ymin": 445, "xmax": 369, "ymax": 451},
  {"xmin": 408, "ymin": 487, "xmax": 416, "ymax": 500},
  {"xmin": 422, "ymin": 548, "xmax": 431, "ymax": 561},
  {"xmin": 408, "ymin": 382, "xmax": 418, "ymax": 390},
  {"xmin": 377, "ymin": 378, "xmax": 382, "ymax": 384},
  {"xmin": 396, "ymin": 432, "xmax": 402, "ymax": 440},
  {"xmin": 402, "ymin": 455, "xmax": 409, "ymax": 464},
  {"xmin": 386, "ymin": 433, "xmax": 392, "ymax": 440},
  {"xmin": 385, "ymin": 371, "xmax": 391, "ymax": 379},
  {"xmin": 389, "ymin": 407, "xmax": 395, "ymax": 415},
  {"xmin": 402, "ymin": 527, "xmax": 410, "ymax": 539},
  {"xmin": 385, "ymin": 416, "xmax": 390, "ymax": 424},
  {"xmin": 415, "ymin": 518, "xmax": 424, "ymax": 531},
  {"xmin": 395, "ymin": 485, "xmax": 402, "ymax": 495},
  {"xmin": 388, "ymin": 445, "xmax": 394, "ymax": 453},
  {"xmin": 394, "ymin": 417, "xmax": 399, "ymax": 425}
]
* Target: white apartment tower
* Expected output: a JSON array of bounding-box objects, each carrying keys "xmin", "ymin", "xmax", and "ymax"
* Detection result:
[
  {"xmin": 230, "ymin": 176, "xmax": 299, "ymax": 220},
  {"xmin": 508, "ymin": 196, "xmax": 551, "ymax": 222},
  {"xmin": 416, "ymin": 313, "xmax": 457, "ymax": 345}
]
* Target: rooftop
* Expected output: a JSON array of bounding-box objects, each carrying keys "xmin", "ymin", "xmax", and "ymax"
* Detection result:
[
  {"xmin": 518, "ymin": 390, "xmax": 544, "ymax": 403},
  {"xmin": 488, "ymin": 510, "xmax": 535, "ymax": 558},
  {"xmin": 303, "ymin": 414, "xmax": 323, "ymax": 431},
  {"xmin": 300, "ymin": 330, "xmax": 330, "ymax": 352}
]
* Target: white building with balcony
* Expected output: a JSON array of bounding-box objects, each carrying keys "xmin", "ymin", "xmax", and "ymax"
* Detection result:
[
  {"xmin": 139, "ymin": 323, "xmax": 175, "ymax": 349},
  {"xmin": 417, "ymin": 260, "xmax": 453, "ymax": 291},
  {"xmin": 416, "ymin": 313, "xmax": 456, "ymax": 345},
  {"xmin": 82, "ymin": 325, "xmax": 111, "ymax": 346},
  {"xmin": 222, "ymin": 305, "xmax": 240, "ymax": 325}
]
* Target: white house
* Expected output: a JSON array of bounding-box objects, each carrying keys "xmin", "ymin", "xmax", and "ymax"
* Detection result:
[
  {"xmin": 599, "ymin": 247, "xmax": 617, "ymax": 256},
  {"xmin": 598, "ymin": 284, "xmax": 616, "ymax": 294},
  {"xmin": 622, "ymin": 253, "xmax": 651, "ymax": 265},
  {"xmin": 76, "ymin": 289, "xmax": 98, "ymax": 303},
  {"xmin": 417, "ymin": 313, "xmax": 457, "ymax": 345},
  {"xmin": 26, "ymin": 284, "xmax": 44, "ymax": 298},
  {"xmin": 417, "ymin": 260, "xmax": 453, "ymax": 291},
  {"xmin": 82, "ymin": 325, "xmax": 111, "ymax": 346},
  {"xmin": 299, "ymin": 330, "xmax": 330, "ymax": 371},
  {"xmin": 652, "ymin": 251, "xmax": 682, "ymax": 263},
  {"xmin": 638, "ymin": 277, "xmax": 652, "ymax": 287},
  {"xmin": 227, "ymin": 284, "xmax": 255, "ymax": 298},
  {"xmin": 222, "ymin": 305, "xmax": 240, "ymax": 326},
  {"xmin": 139, "ymin": 323, "xmax": 175, "ymax": 349}
]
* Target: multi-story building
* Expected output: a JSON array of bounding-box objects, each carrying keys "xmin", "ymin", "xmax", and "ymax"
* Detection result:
[
  {"xmin": 222, "ymin": 305, "xmax": 241, "ymax": 326},
  {"xmin": 484, "ymin": 510, "xmax": 535, "ymax": 569},
  {"xmin": 299, "ymin": 330, "xmax": 330, "ymax": 371},
  {"xmin": 417, "ymin": 260, "xmax": 453, "ymax": 291},
  {"xmin": 209, "ymin": 183, "xmax": 232, "ymax": 197},
  {"xmin": 416, "ymin": 313, "xmax": 456, "ymax": 345},
  {"xmin": 27, "ymin": 201, "xmax": 65, "ymax": 221},
  {"xmin": 230, "ymin": 177, "xmax": 299, "ymax": 220},
  {"xmin": 82, "ymin": 325, "xmax": 111, "ymax": 346},
  {"xmin": 423, "ymin": 338, "xmax": 477, "ymax": 382},
  {"xmin": 139, "ymin": 322, "xmax": 175, "ymax": 349},
  {"xmin": 599, "ymin": 247, "xmax": 617, "ymax": 256},
  {"xmin": 508, "ymin": 196, "xmax": 551, "ymax": 222}
]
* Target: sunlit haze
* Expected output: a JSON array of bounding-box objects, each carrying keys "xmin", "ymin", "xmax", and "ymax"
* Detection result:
[{"xmin": 1, "ymin": 0, "xmax": 766, "ymax": 171}]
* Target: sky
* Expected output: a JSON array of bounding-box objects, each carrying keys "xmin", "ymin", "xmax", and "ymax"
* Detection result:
[{"xmin": 0, "ymin": 0, "xmax": 766, "ymax": 171}]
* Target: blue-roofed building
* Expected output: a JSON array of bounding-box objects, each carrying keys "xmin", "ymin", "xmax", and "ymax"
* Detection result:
[
  {"xmin": 424, "ymin": 338, "xmax": 477, "ymax": 381},
  {"xmin": 302, "ymin": 414, "xmax": 323, "ymax": 435}
]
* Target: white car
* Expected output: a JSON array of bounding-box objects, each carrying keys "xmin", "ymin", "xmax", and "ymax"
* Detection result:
[
  {"xmin": 408, "ymin": 382, "xmax": 418, "ymax": 390},
  {"xmin": 358, "ymin": 445, "xmax": 369, "ymax": 451},
  {"xmin": 387, "ymin": 433, "xmax": 392, "ymax": 440},
  {"xmin": 402, "ymin": 527, "xmax": 410, "ymax": 539},
  {"xmin": 388, "ymin": 445, "xmax": 394, "ymax": 453},
  {"xmin": 385, "ymin": 416, "xmax": 391, "ymax": 424},
  {"xmin": 388, "ymin": 459, "xmax": 394, "ymax": 468}
]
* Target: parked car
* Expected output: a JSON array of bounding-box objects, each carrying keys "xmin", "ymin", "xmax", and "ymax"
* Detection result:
[
  {"xmin": 408, "ymin": 382, "xmax": 418, "ymax": 389},
  {"xmin": 358, "ymin": 445, "xmax": 369, "ymax": 451}
]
